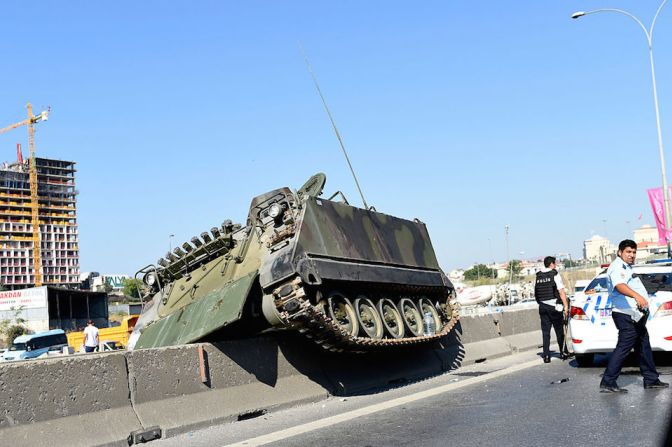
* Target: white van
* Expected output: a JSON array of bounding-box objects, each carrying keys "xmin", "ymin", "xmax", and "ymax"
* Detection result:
[{"xmin": 1, "ymin": 330, "xmax": 69, "ymax": 361}]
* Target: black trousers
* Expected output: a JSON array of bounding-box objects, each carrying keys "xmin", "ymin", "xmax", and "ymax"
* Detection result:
[
  {"xmin": 601, "ymin": 312, "xmax": 659, "ymax": 387},
  {"xmin": 539, "ymin": 303, "xmax": 564, "ymax": 357}
]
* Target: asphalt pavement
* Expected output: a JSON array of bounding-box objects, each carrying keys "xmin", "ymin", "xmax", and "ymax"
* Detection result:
[{"xmin": 155, "ymin": 349, "xmax": 672, "ymax": 447}]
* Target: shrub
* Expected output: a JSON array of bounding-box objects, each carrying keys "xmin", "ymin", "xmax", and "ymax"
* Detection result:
[{"xmin": 5, "ymin": 324, "xmax": 28, "ymax": 345}]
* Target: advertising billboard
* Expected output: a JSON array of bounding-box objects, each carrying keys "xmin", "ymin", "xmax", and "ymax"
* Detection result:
[{"xmin": 0, "ymin": 286, "xmax": 48, "ymax": 311}]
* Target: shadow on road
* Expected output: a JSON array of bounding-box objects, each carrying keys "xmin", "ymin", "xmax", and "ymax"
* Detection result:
[
  {"xmin": 563, "ymin": 352, "xmax": 672, "ymax": 369},
  {"xmin": 208, "ymin": 323, "xmax": 466, "ymax": 397}
]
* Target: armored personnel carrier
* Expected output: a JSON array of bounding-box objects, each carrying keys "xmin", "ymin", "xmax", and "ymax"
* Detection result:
[{"xmin": 128, "ymin": 173, "xmax": 458, "ymax": 352}]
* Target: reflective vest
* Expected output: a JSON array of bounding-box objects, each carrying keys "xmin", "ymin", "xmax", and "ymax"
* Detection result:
[{"xmin": 535, "ymin": 270, "xmax": 560, "ymax": 304}]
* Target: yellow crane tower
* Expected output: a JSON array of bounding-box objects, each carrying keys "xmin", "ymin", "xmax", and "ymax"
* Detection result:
[{"xmin": 0, "ymin": 103, "xmax": 50, "ymax": 286}]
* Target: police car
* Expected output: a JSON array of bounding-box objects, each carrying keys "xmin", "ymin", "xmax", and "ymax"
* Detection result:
[{"xmin": 568, "ymin": 262, "xmax": 672, "ymax": 366}]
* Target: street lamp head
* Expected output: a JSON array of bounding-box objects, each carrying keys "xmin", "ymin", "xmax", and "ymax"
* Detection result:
[{"xmin": 571, "ymin": 11, "xmax": 586, "ymax": 19}]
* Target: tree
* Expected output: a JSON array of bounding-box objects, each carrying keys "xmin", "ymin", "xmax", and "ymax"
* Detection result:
[
  {"xmin": 509, "ymin": 259, "xmax": 523, "ymax": 277},
  {"xmin": 122, "ymin": 278, "xmax": 145, "ymax": 299},
  {"xmin": 0, "ymin": 306, "xmax": 28, "ymax": 346},
  {"xmin": 464, "ymin": 264, "xmax": 496, "ymax": 281},
  {"xmin": 563, "ymin": 259, "xmax": 580, "ymax": 268}
]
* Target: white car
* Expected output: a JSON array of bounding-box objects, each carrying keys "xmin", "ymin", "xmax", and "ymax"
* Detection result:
[{"xmin": 569, "ymin": 262, "xmax": 672, "ymax": 366}]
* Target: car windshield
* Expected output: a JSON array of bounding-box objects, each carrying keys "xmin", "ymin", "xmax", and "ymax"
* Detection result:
[
  {"xmin": 633, "ymin": 272, "xmax": 672, "ymax": 293},
  {"xmin": 585, "ymin": 277, "xmax": 608, "ymax": 293},
  {"xmin": 9, "ymin": 342, "xmax": 26, "ymax": 351}
]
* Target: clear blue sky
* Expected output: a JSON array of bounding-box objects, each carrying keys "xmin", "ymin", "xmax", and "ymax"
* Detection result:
[{"xmin": 1, "ymin": 1, "xmax": 671, "ymax": 275}]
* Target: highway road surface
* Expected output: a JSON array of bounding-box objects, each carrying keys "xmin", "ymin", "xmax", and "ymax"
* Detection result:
[{"xmin": 155, "ymin": 349, "xmax": 672, "ymax": 447}]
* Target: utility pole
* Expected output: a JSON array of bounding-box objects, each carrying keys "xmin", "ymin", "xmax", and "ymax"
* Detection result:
[
  {"xmin": 488, "ymin": 237, "xmax": 496, "ymax": 281},
  {"xmin": 505, "ymin": 225, "xmax": 511, "ymax": 306}
]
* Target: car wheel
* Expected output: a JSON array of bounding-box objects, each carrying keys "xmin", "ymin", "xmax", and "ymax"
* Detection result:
[{"xmin": 575, "ymin": 353, "xmax": 594, "ymax": 367}]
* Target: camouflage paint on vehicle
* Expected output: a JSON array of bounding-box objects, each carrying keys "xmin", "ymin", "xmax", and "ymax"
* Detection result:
[
  {"xmin": 129, "ymin": 173, "xmax": 458, "ymax": 352},
  {"xmin": 133, "ymin": 272, "xmax": 255, "ymax": 349}
]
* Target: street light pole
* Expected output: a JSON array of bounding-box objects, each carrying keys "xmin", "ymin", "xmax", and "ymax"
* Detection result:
[
  {"xmin": 488, "ymin": 237, "xmax": 496, "ymax": 280},
  {"xmin": 572, "ymin": 1, "xmax": 671, "ymax": 256},
  {"xmin": 169, "ymin": 234, "xmax": 175, "ymax": 253},
  {"xmin": 505, "ymin": 224, "xmax": 511, "ymax": 306}
]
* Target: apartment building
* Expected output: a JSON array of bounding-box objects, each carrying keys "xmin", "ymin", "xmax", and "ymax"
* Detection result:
[
  {"xmin": 583, "ymin": 234, "xmax": 616, "ymax": 263},
  {"xmin": 0, "ymin": 157, "xmax": 79, "ymax": 289}
]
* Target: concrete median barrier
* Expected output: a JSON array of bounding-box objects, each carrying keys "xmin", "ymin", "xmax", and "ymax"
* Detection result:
[
  {"xmin": 125, "ymin": 337, "xmax": 330, "ymax": 437},
  {"xmin": 454, "ymin": 312, "xmax": 509, "ymax": 364},
  {"xmin": 444, "ymin": 307, "xmax": 542, "ymax": 364},
  {"xmin": 311, "ymin": 342, "xmax": 446, "ymax": 396},
  {"xmin": 499, "ymin": 308, "xmax": 543, "ymax": 353},
  {"xmin": 0, "ymin": 307, "xmax": 546, "ymax": 445},
  {"xmin": 0, "ymin": 352, "xmax": 140, "ymax": 447}
]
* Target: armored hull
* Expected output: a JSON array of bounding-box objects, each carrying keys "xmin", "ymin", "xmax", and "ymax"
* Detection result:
[{"xmin": 128, "ymin": 174, "xmax": 458, "ymax": 352}]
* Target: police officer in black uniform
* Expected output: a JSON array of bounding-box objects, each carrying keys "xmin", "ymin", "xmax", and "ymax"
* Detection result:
[{"xmin": 535, "ymin": 256, "xmax": 569, "ymax": 363}]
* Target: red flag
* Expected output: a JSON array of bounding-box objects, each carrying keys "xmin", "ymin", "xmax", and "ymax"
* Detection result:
[{"xmin": 638, "ymin": 213, "xmax": 643, "ymax": 220}]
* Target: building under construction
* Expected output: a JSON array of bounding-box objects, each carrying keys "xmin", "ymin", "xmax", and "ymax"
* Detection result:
[{"xmin": 0, "ymin": 154, "xmax": 79, "ymax": 289}]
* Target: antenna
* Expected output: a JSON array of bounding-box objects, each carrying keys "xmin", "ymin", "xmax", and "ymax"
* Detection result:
[{"xmin": 299, "ymin": 43, "xmax": 369, "ymax": 209}]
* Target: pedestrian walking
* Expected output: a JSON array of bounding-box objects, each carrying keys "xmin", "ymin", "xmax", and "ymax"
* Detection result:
[
  {"xmin": 534, "ymin": 256, "xmax": 569, "ymax": 363},
  {"xmin": 83, "ymin": 320, "xmax": 99, "ymax": 353},
  {"xmin": 599, "ymin": 239, "xmax": 668, "ymax": 393}
]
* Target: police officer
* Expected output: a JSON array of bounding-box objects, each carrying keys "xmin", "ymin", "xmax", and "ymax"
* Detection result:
[
  {"xmin": 534, "ymin": 256, "xmax": 569, "ymax": 363},
  {"xmin": 599, "ymin": 239, "xmax": 668, "ymax": 393}
]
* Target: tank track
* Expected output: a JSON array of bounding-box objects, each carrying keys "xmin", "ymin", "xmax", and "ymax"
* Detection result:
[{"xmin": 271, "ymin": 277, "xmax": 460, "ymax": 352}]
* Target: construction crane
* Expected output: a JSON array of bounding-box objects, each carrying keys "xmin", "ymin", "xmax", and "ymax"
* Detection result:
[{"xmin": 0, "ymin": 103, "xmax": 49, "ymax": 286}]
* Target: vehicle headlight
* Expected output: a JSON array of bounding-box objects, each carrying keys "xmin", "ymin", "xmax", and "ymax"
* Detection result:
[
  {"xmin": 268, "ymin": 203, "xmax": 284, "ymax": 219},
  {"xmin": 144, "ymin": 272, "xmax": 156, "ymax": 287}
]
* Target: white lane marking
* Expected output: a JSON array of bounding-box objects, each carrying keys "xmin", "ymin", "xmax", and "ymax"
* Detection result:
[{"xmin": 223, "ymin": 358, "xmax": 540, "ymax": 447}]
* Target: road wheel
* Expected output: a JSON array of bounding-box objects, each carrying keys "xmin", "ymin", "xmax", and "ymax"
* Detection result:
[
  {"xmin": 327, "ymin": 291, "xmax": 359, "ymax": 337},
  {"xmin": 438, "ymin": 297, "xmax": 455, "ymax": 322},
  {"xmin": 378, "ymin": 298, "xmax": 404, "ymax": 339},
  {"xmin": 419, "ymin": 297, "xmax": 442, "ymax": 332},
  {"xmin": 354, "ymin": 296, "xmax": 384, "ymax": 339},
  {"xmin": 399, "ymin": 298, "xmax": 422, "ymax": 336}
]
